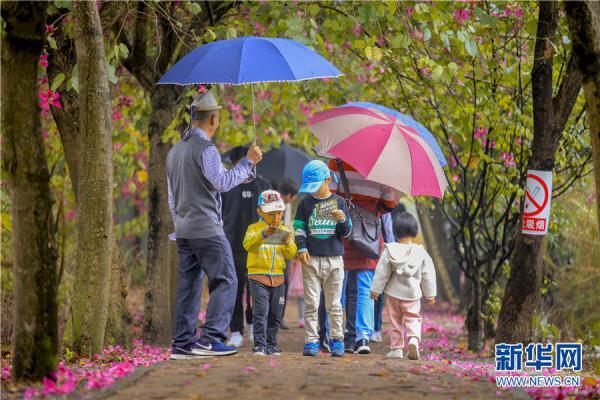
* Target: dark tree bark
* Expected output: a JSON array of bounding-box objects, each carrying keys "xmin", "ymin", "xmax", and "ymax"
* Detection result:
[
  {"xmin": 71, "ymin": 0, "xmax": 115, "ymax": 355},
  {"xmin": 47, "ymin": 2, "xmax": 131, "ymax": 346},
  {"xmin": 565, "ymin": 1, "xmax": 600, "ymax": 228},
  {"xmin": 1, "ymin": 1, "xmax": 59, "ymax": 381},
  {"xmin": 496, "ymin": 2, "xmax": 583, "ymax": 344}
]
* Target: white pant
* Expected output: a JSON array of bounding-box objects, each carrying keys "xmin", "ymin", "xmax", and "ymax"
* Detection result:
[{"xmin": 302, "ymin": 255, "xmax": 344, "ymax": 343}]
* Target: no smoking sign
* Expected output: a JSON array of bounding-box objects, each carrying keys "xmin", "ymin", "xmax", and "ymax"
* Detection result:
[{"xmin": 522, "ymin": 170, "xmax": 553, "ymax": 235}]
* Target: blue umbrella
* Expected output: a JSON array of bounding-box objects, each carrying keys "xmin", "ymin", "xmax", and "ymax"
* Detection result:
[
  {"xmin": 343, "ymin": 102, "xmax": 447, "ymax": 167},
  {"xmin": 158, "ymin": 36, "xmax": 342, "ymax": 143}
]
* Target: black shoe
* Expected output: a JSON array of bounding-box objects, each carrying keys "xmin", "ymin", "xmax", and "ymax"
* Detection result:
[
  {"xmin": 280, "ymin": 321, "xmax": 290, "ymax": 330},
  {"xmin": 354, "ymin": 339, "xmax": 371, "ymax": 354},
  {"xmin": 266, "ymin": 345, "xmax": 282, "ymax": 356},
  {"xmin": 344, "ymin": 341, "xmax": 354, "ymax": 353},
  {"xmin": 253, "ymin": 346, "xmax": 267, "ymax": 356}
]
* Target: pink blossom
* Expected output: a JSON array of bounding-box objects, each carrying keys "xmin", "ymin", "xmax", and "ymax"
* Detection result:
[
  {"xmin": 588, "ymin": 194, "xmax": 595, "ymax": 205},
  {"xmin": 281, "ymin": 131, "xmax": 289, "ymax": 140},
  {"xmin": 501, "ymin": 152, "xmax": 516, "ymax": 168},
  {"xmin": 39, "ymin": 88, "xmax": 62, "ymax": 110},
  {"xmin": 228, "ymin": 102, "xmax": 241, "ymax": 112},
  {"xmin": 256, "ymin": 91, "xmax": 272, "ymax": 100},
  {"xmin": 23, "ymin": 388, "xmax": 38, "ymax": 399},
  {"xmin": 45, "ymin": 24, "xmax": 55, "ymax": 34},
  {"xmin": 66, "ymin": 209, "xmax": 76, "ymax": 222},
  {"xmin": 353, "ymin": 22, "xmax": 363, "ymax": 37},
  {"xmin": 411, "ymin": 29, "xmax": 424, "ymax": 41},
  {"xmin": 482, "ymin": 139, "xmax": 496, "ymax": 149},
  {"xmin": 39, "ymin": 53, "xmax": 49, "ymax": 68},
  {"xmin": 419, "ymin": 67, "xmax": 430, "ymax": 77},
  {"xmin": 197, "ymin": 85, "xmax": 207, "ymax": 93},
  {"xmin": 473, "ymin": 127, "xmax": 488, "ymax": 140},
  {"xmin": 516, "ymin": 136, "xmax": 522, "ymax": 145},
  {"xmin": 406, "ymin": 7, "xmax": 415, "ymax": 18},
  {"xmin": 452, "ymin": 175, "xmax": 460, "ymax": 182},
  {"xmin": 453, "ymin": 8, "xmax": 471, "ymax": 24},
  {"xmin": 243, "ymin": 366, "xmax": 258, "ymax": 373}
]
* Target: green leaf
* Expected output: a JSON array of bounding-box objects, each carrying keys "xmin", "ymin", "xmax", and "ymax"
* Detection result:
[
  {"xmin": 51, "ymin": 73, "xmax": 65, "ymax": 92},
  {"xmin": 119, "ymin": 43, "xmax": 129, "ymax": 59},
  {"xmin": 225, "ymin": 27, "xmax": 237, "ymax": 39},
  {"xmin": 365, "ymin": 46, "xmax": 373, "ymax": 60},
  {"xmin": 48, "ymin": 36, "xmax": 57, "ymax": 50},
  {"xmin": 457, "ymin": 30, "xmax": 467, "ymax": 43},
  {"xmin": 372, "ymin": 46, "xmax": 382, "ymax": 61},
  {"xmin": 423, "ymin": 27, "xmax": 431, "ymax": 42},
  {"xmin": 54, "ymin": 0, "xmax": 72, "ymax": 10},
  {"xmin": 431, "ymin": 65, "xmax": 444, "ymax": 81},
  {"xmin": 390, "ymin": 34, "xmax": 410, "ymax": 49},
  {"xmin": 190, "ymin": 2, "xmax": 202, "ymax": 15},
  {"xmin": 447, "ymin": 62, "xmax": 458, "ymax": 76},
  {"xmin": 307, "ymin": 3, "xmax": 320, "ymax": 16},
  {"xmin": 353, "ymin": 39, "xmax": 366, "ymax": 49},
  {"xmin": 106, "ymin": 62, "xmax": 118, "ymax": 84},
  {"xmin": 465, "ymin": 39, "xmax": 478, "ymax": 57}
]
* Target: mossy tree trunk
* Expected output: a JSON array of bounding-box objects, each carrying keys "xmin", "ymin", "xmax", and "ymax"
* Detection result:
[
  {"xmin": 71, "ymin": 0, "xmax": 115, "ymax": 356},
  {"xmin": 47, "ymin": 2, "xmax": 131, "ymax": 348},
  {"xmin": 1, "ymin": 1, "xmax": 59, "ymax": 381},
  {"xmin": 565, "ymin": 1, "xmax": 600, "ymax": 228}
]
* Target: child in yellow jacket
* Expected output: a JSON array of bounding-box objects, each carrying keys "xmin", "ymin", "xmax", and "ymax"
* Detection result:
[{"xmin": 243, "ymin": 190, "xmax": 297, "ymax": 355}]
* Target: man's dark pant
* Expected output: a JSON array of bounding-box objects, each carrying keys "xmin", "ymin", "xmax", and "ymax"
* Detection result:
[
  {"xmin": 230, "ymin": 251, "xmax": 253, "ymax": 334},
  {"xmin": 249, "ymin": 280, "xmax": 285, "ymax": 347},
  {"xmin": 173, "ymin": 236, "xmax": 237, "ymax": 348}
]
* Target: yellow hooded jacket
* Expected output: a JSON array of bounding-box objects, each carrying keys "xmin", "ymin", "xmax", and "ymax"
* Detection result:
[{"xmin": 243, "ymin": 220, "xmax": 297, "ymax": 277}]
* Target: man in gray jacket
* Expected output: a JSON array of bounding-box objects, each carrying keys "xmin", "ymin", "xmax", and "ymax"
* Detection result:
[{"xmin": 167, "ymin": 92, "xmax": 263, "ymax": 358}]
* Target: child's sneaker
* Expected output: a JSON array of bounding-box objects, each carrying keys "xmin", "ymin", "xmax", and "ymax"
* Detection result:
[
  {"xmin": 407, "ymin": 337, "xmax": 420, "ymax": 360},
  {"xmin": 253, "ymin": 346, "xmax": 267, "ymax": 356},
  {"xmin": 226, "ymin": 331, "xmax": 244, "ymax": 348},
  {"xmin": 330, "ymin": 340, "xmax": 345, "ymax": 357},
  {"xmin": 319, "ymin": 338, "xmax": 330, "ymax": 353},
  {"xmin": 266, "ymin": 345, "xmax": 282, "ymax": 356},
  {"xmin": 303, "ymin": 342, "xmax": 319, "ymax": 357},
  {"xmin": 370, "ymin": 331, "xmax": 383, "ymax": 343},
  {"xmin": 354, "ymin": 339, "xmax": 371, "ymax": 355},
  {"xmin": 386, "ymin": 349, "xmax": 404, "ymax": 359}
]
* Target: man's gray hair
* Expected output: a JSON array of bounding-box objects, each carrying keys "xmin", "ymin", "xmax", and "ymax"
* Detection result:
[{"xmin": 192, "ymin": 109, "xmax": 218, "ymax": 122}]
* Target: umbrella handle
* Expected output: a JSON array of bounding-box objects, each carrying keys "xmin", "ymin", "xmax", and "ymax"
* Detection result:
[{"xmin": 251, "ymin": 83, "xmax": 257, "ymax": 146}]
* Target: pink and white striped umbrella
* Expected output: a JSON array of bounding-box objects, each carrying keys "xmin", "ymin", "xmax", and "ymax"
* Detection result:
[{"xmin": 309, "ymin": 106, "xmax": 448, "ymax": 198}]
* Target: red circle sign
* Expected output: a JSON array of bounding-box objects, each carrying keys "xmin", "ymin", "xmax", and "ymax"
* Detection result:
[{"xmin": 524, "ymin": 173, "xmax": 549, "ymax": 217}]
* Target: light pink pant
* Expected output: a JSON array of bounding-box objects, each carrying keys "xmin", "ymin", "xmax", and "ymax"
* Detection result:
[{"xmin": 386, "ymin": 296, "xmax": 422, "ymax": 350}]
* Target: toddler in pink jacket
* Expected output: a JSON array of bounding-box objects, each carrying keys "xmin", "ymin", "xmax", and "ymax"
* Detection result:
[{"xmin": 370, "ymin": 212, "xmax": 436, "ymax": 360}]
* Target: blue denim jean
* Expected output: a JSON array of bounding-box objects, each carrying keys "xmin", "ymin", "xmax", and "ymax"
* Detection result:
[{"xmin": 342, "ymin": 269, "xmax": 375, "ymax": 347}]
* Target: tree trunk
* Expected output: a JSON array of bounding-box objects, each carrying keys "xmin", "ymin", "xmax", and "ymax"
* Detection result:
[
  {"xmin": 496, "ymin": 2, "xmax": 582, "ymax": 344},
  {"xmin": 71, "ymin": 1, "xmax": 114, "ymax": 355},
  {"xmin": 47, "ymin": 4, "xmax": 131, "ymax": 347},
  {"xmin": 565, "ymin": 1, "xmax": 600, "ymax": 229},
  {"xmin": 419, "ymin": 204, "xmax": 459, "ymax": 305},
  {"xmin": 466, "ymin": 267, "xmax": 483, "ymax": 351},
  {"xmin": 1, "ymin": 1, "xmax": 59, "ymax": 382},
  {"xmin": 143, "ymin": 86, "xmax": 181, "ymax": 346}
]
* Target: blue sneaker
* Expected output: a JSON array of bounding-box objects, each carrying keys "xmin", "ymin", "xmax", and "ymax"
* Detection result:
[
  {"xmin": 303, "ymin": 342, "xmax": 319, "ymax": 357},
  {"xmin": 170, "ymin": 344, "xmax": 212, "ymax": 360},
  {"xmin": 330, "ymin": 340, "xmax": 345, "ymax": 357},
  {"xmin": 170, "ymin": 345, "xmax": 197, "ymax": 360},
  {"xmin": 191, "ymin": 341, "xmax": 238, "ymax": 356}
]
